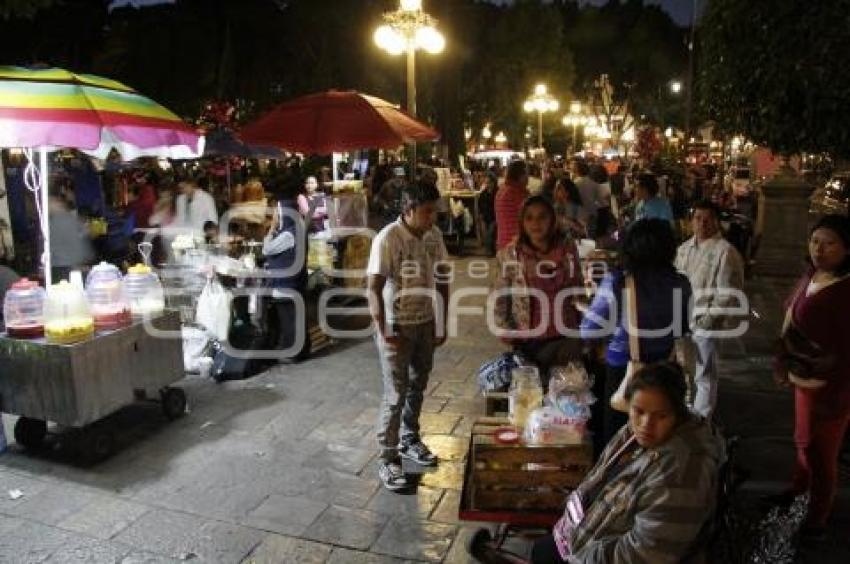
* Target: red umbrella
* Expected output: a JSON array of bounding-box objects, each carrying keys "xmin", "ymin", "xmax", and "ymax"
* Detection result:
[{"xmin": 240, "ymin": 90, "xmax": 439, "ymax": 154}]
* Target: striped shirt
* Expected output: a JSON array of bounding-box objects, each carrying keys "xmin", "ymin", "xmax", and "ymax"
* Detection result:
[{"xmin": 495, "ymin": 181, "xmax": 529, "ymax": 249}]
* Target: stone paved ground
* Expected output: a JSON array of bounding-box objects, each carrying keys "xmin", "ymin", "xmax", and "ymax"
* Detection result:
[{"xmin": 0, "ymin": 257, "xmax": 847, "ymax": 563}]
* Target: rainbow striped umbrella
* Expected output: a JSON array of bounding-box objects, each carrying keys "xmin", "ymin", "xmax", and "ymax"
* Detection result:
[
  {"xmin": 0, "ymin": 66, "xmax": 204, "ymax": 285},
  {"xmin": 0, "ymin": 66, "xmax": 204, "ymax": 159}
]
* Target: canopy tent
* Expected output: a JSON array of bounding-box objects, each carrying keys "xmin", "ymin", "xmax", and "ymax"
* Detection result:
[
  {"xmin": 203, "ymin": 128, "xmax": 283, "ymax": 159},
  {"xmin": 241, "ymin": 90, "xmax": 439, "ymax": 155},
  {"xmin": 0, "ymin": 66, "xmax": 205, "ymax": 285}
]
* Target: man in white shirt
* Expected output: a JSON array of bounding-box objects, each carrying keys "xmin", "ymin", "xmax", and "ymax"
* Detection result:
[
  {"xmin": 676, "ymin": 200, "xmax": 746, "ymax": 418},
  {"xmin": 367, "ymin": 180, "xmax": 450, "ymax": 491},
  {"xmin": 175, "ymin": 177, "xmax": 218, "ymax": 237}
]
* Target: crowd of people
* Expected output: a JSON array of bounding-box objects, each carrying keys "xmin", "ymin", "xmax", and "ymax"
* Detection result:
[
  {"xmin": 364, "ymin": 154, "xmax": 848, "ymax": 561},
  {"xmin": 2, "ymin": 149, "xmax": 845, "ymax": 561}
]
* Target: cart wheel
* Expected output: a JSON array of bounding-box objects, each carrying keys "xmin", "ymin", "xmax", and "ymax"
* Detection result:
[
  {"xmin": 161, "ymin": 387, "xmax": 187, "ymax": 420},
  {"xmin": 14, "ymin": 417, "xmax": 47, "ymax": 450},
  {"xmin": 80, "ymin": 425, "xmax": 114, "ymax": 464},
  {"xmin": 466, "ymin": 527, "xmax": 493, "ymax": 559}
]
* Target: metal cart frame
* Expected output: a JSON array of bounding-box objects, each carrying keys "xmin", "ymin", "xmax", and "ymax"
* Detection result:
[{"xmin": 0, "ymin": 311, "xmax": 186, "ymax": 462}]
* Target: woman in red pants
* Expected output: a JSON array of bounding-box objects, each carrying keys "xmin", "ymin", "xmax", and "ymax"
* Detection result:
[{"xmin": 774, "ymin": 214, "xmax": 850, "ymax": 541}]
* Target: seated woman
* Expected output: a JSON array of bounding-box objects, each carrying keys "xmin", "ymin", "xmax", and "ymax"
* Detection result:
[
  {"xmin": 493, "ymin": 195, "xmax": 584, "ymax": 389},
  {"xmin": 532, "ymin": 362, "xmax": 724, "ymax": 564}
]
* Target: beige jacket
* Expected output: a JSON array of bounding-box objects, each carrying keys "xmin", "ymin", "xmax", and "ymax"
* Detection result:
[{"xmin": 675, "ymin": 234, "xmax": 745, "ymax": 332}]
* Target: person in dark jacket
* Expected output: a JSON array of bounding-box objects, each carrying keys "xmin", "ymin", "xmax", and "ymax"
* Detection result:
[
  {"xmin": 477, "ymin": 172, "xmax": 498, "ymax": 256},
  {"xmin": 263, "ymin": 174, "xmax": 310, "ymax": 361},
  {"xmin": 581, "ymin": 219, "xmax": 692, "ymax": 454}
]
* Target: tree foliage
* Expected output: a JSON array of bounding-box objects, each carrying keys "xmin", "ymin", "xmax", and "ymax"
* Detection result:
[
  {"xmin": 698, "ymin": 0, "xmax": 850, "ymax": 158},
  {"xmin": 562, "ymin": 0, "xmax": 688, "ymax": 128},
  {"xmin": 458, "ymin": 0, "xmax": 576, "ymax": 149},
  {"xmin": 0, "ymin": 0, "xmax": 689, "ymax": 163},
  {"xmin": 0, "ymin": 0, "xmax": 55, "ymax": 20}
]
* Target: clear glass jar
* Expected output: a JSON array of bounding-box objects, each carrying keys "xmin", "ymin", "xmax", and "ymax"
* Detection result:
[
  {"xmin": 124, "ymin": 264, "xmax": 165, "ymax": 316},
  {"xmin": 509, "ymin": 365, "xmax": 543, "ymax": 430},
  {"xmin": 86, "ymin": 262, "xmax": 130, "ymax": 329},
  {"xmin": 44, "ymin": 280, "xmax": 94, "ymax": 344},
  {"xmin": 3, "ymin": 278, "xmax": 46, "ymax": 338}
]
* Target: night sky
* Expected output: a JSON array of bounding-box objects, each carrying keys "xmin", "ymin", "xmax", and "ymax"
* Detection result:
[
  {"xmin": 108, "ymin": 0, "xmax": 701, "ymax": 27},
  {"xmin": 485, "ymin": 0, "xmax": 700, "ymax": 26}
]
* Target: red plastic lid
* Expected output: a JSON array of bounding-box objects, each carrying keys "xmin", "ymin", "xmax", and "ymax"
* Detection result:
[{"xmin": 10, "ymin": 278, "xmax": 40, "ymax": 291}]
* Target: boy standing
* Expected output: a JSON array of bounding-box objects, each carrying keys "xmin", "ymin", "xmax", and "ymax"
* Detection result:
[{"xmin": 367, "ymin": 181, "xmax": 450, "ymax": 491}]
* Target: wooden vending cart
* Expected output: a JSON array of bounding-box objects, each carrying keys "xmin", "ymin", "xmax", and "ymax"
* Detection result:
[{"xmin": 460, "ymin": 417, "xmax": 594, "ymax": 561}]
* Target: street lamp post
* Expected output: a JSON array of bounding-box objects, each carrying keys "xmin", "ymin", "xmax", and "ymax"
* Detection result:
[
  {"xmin": 562, "ymin": 101, "xmax": 587, "ymax": 155},
  {"xmin": 374, "ymin": 0, "xmax": 445, "ymax": 180},
  {"xmin": 523, "ymin": 84, "xmax": 559, "ymax": 152}
]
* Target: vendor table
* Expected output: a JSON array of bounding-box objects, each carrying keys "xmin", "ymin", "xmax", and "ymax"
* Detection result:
[
  {"xmin": 0, "ymin": 311, "xmax": 185, "ymax": 461},
  {"xmin": 460, "ymin": 417, "xmax": 593, "ymax": 561}
]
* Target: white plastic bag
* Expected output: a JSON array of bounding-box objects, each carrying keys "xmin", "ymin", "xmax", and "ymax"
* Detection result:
[
  {"xmin": 182, "ymin": 326, "xmax": 211, "ymax": 373},
  {"xmin": 524, "ymin": 406, "xmax": 586, "ymax": 445},
  {"xmin": 195, "ymin": 278, "xmax": 232, "ymax": 342}
]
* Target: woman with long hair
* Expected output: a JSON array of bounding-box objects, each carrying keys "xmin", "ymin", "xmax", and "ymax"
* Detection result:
[
  {"xmin": 580, "ymin": 219, "xmax": 692, "ymax": 454},
  {"xmin": 494, "ymin": 195, "xmax": 584, "ymax": 388},
  {"xmin": 552, "ymin": 177, "xmax": 586, "ymax": 239}
]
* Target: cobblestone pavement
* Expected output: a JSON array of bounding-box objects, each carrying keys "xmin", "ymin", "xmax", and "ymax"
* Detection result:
[{"xmin": 0, "ymin": 258, "xmax": 847, "ymax": 563}]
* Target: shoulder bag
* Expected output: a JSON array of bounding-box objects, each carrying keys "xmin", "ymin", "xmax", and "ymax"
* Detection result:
[{"xmin": 610, "ymin": 274, "xmax": 642, "ymax": 412}]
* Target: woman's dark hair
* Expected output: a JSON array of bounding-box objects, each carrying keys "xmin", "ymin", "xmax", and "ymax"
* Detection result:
[
  {"xmin": 589, "ymin": 164, "xmax": 609, "ymax": 184},
  {"xmin": 808, "ymin": 214, "xmax": 850, "ymax": 276},
  {"xmin": 541, "ymin": 176, "xmax": 558, "ymax": 202},
  {"xmin": 517, "ymin": 195, "xmax": 562, "ymax": 251},
  {"xmin": 400, "ymin": 180, "xmax": 441, "ymax": 213},
  {"xmin": 556, "ymin": 178, "xmax": 583, "ymax": 207},
  {"xmin": 625, "ymin": 361, "xmax": 689, "ymax": 421},
  {"xmin": 574, "ymin": 160, "xmax": 590, "ymax": 177},
  {"xmin": 622, "ymin": 218, "xmax": 677, "ymax": 273},
  {"xmin": 270, "ymin": 172, "xmax": 303, "ymax": 202},
  {"xmin": 637, "ymin": 173, "xmax": 660, "ymax": 197},
  {"xmin": 506, "ymin": 160, "xmax": 528, "ymax": 183}
]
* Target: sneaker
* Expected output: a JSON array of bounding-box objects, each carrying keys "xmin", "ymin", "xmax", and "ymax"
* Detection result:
[
  {"xmin": 378, "ymin": 459, "xmax": 408, "ymax": 491},
  {"xmin": 399, "ymin": 441, "xmax": 438, "ymax": 466}
]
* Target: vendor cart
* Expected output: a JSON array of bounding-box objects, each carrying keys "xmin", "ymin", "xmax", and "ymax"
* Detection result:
[
  {"xmin": 459, "ymin": 417, "xmax": 593, "ymax": 563},
  {"xmin": 0, "ymin": 311, "xmax": 185, "ymax": 462}
]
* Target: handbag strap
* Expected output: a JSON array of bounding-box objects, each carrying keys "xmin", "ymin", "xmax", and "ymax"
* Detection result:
[{"xmin": 625, "ymin": 274, "xmax": 640, "ymax": 363}]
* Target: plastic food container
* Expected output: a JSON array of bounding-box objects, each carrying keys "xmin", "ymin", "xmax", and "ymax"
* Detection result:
[
  {"xmin": 124, "ymin": 264, "xmax": 165, "ymax": 316},
  {"xmin": 86, "ymin": 262, "xmax": 131, "ymax": 329},
  {"xmin": 44, "ymin": 281, "xmax": 95, "ymax": 344},
  {"xmin": 3, "ymin": 278, "xmax": 46, "ymax": 338}
]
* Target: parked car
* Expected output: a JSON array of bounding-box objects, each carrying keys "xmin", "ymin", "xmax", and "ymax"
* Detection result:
[{"xmin": 809, "ymin": 172, "xmax": 850, "ymax": 217}]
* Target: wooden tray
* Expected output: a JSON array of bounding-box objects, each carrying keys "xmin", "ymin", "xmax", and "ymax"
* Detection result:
[{"xmin": 459, "ymin": 417, "xmax": 593, "ymax": 522}]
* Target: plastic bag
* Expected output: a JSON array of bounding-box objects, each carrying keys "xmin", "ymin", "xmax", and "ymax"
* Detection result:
[
  {"xmin": 196, "ymin": 278, "xmax": 232, "ymax": 342},
  {"xmin": 524, "ymin": 406, "xmax": 587, "ymax": 445},
  {"xmin": 549, "ymin": 362, "xmax": 594, "ymax": 396},
  {"xmin": 182, "ymin": 325, "xmax": 211, "ymax": 373},
  {"xmin": 477, "ymin": 352, "xmax": 531, "ymax": 393},
  {"xmin": 547, "ymin": 362, "xmax": 595, "ymax": 423}
]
